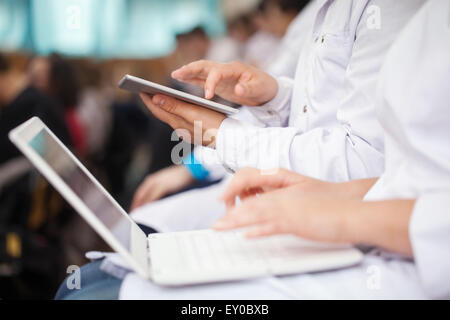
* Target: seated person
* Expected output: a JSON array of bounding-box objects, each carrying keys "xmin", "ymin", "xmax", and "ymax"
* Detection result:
[
  {"xmin": 56, "ymin": 0, "xmax": 449, "ymax": 299},
  {"xmin": 0, "ymin": 53, "xmax": 72, "ymax": 165},
  {"xmin": 129, "ymin": 0, "xmax": 422, "ymax": 235}
]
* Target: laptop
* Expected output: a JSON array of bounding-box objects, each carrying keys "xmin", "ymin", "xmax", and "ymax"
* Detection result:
[{"xmin": 9, "ymin": 117, "xmax": 363, "ymax": 286}]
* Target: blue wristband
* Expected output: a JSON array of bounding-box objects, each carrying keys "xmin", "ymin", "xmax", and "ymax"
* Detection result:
[{"xmin": 182, "ymin": 154, "xmax": 210, "ymax": 181}]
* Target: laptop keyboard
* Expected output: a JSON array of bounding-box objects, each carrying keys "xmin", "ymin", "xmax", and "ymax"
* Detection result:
[
  {"xmin": 148, "ymin": 230, "xmax": 360, "ymax": 284},
  {"xmin": 171, "ymin": 230, "xmax": 296, "ymax": 271}
]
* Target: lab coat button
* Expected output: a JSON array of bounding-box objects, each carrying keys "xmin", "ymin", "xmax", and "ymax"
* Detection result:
[{"xmin": 303, "ymin": 105, "xmax": 308, "ymax": 113}]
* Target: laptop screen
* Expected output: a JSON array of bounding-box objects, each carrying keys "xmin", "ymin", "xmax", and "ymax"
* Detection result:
[{"xmin": 29, "ymin": 128, "xmax": 132, "ymax": 250}]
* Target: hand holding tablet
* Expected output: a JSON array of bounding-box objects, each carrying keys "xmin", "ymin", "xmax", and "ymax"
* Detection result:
[
  {"xmin": 118, "ymin": 74, "xmax": 239, "ymax": 115},
  {"xmin": 119, "ymin": 74, "xmax": 228, "ymax": 148}
]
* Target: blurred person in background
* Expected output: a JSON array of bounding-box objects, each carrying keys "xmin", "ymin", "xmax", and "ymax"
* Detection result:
[
  {"xmin": 246, "ymin": 0, "xmax": 311, "ymax": 71},
  {"xmin": 205, "ymin": 15, "xmax": 255, "ymax": 64},
  {"xmin": 76, "ymin": 60, "xmax": 113, "ymax": 157},
  {"xmin": 170, "ymin": 27, "xmax": 212, "ymax": 97},
  {"xmin": 28, "ymin": 54, "xmax": 86, "ymax": 156},
  {"xmin": 0, "ymin": 53, "xmax": 72, "ymax": 164}
]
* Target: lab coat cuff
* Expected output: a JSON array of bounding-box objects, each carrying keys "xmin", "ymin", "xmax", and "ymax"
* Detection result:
[
  {"xmin": 216, "ymin": 118, "xmax": 244, "ymax": 172},
  {"xmin": 216, "ymin": 118, "xmax": 295, "ymax": 173}
]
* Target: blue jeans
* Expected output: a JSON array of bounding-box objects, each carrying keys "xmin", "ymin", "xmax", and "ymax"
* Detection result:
[
  {"xmin": 55, "ymin": 224, "xmax": 158, "ymax": 300},
  {"xmin": 54, "ymin": 259, "xmax": 123, "ymax": 300}
]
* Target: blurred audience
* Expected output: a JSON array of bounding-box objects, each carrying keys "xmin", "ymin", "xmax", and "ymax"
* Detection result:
[
  {"xmin": 28, "ymin": 54, "xmax": 86, "ymax": 155},
  {"xmin": 0, "ymin": 53, "xmax": 72, "ymax": 165}
]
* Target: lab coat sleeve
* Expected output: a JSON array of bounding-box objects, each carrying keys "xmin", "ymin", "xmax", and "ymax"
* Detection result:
[
  {"xmin": 410, "ymin": 191, "xmax": 450, "ymax": 299},
  {"xmin": 244, "ymin": 76, "xmax": 294, "ymax": 128},
  {"xmin": 189, "ymin": 106, "xmax": 268, "ymax": 181},
  {"xmin": 215, "ymin": 118, "xmax": 382, "ymax": 181}
]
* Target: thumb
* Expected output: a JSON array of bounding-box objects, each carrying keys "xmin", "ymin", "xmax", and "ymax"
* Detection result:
[
  {"xmin": 234, "ymin": 71, "xmax": 254, "ymax": 98},
  {"xmin": 235, "ymin": 82, "xmax": 249, "ymax": 98}
]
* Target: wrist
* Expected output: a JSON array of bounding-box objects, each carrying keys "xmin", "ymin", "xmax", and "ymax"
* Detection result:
[
  {"xmin": 338, "ymin": 200, "xmax": 366, "ymax": 244},
  {"xmin": 338, "ymin": 178, "xmax": 379, "ymax": 200},
  {"xmin": 178, "ymin": 165, "xmax": 196, "ymax": 183}
]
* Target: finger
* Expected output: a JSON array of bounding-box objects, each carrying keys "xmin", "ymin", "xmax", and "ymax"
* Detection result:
[
  {"xmin": 153, "ymin": 93, "xmax": 224, "ymax": 136},
  {"xmin": 131, "ymin": 186, "xmax": 148, "ymax": 210},
  {"xmin": 141, "ymin": 93, "xmax": 195, "ymax": 132},
  {"xmin": 239, "ymin": 187, "xmax": 264, "ymax": 201},
  {"xmin": 152, "ymin": 94, "xmax": 200, "ymax": 120},
  {"xmin": 130, "ymin": 190, "xmax": 146, "ymax": 211},
  {"xmin": 130, "ymin": 178, "xmax": 156, "ymax": 210},
  {"xmin": 204, "ymin": 67, "xmax": 223, "ymax": 99},
  {"xmin": 130, "ymin": 196, "xmax": 141, "ymax": 211},
  {"xmin": 235, "ymin": 71, "xmax": 253, "ymax": 97},
  {"xmin": 171, "ymin": 60, "xmax": 213, "ymax": 81},
  {"xmin": 132, "ymin": 185, "xmax": 166, "ymax": 210},
  {"xmin": 145, "ymin": 187, "xmax": 166, "ymax": 203},
  {"xmin": 244, "ymin": 223, "xmax": 285, "ymax": 238},
  {"xmin": 140, "ymin": 93, "xmax": 180, "ymax": 127},
  {"xmin": 221, "ymin": 167, "xmax": 289, "ymax": 205},
  {"xmin": 224, "ymin": 197, "xmax": 235, "ymax": 210},
  {"xmin": 223, "ymin": 188, "xmax": 262, "ymax": 210},
  {"xmin": 213, "ymin": 201, "xmax": 269, "ymax": 230}
]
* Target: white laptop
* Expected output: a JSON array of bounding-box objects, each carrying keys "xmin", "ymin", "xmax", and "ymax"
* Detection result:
[{"xmin": 9, "ymin": 117, "xmax": 363, "ymax": 286}]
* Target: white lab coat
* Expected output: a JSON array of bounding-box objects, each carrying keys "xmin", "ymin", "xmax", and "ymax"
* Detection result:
[
  {"xmin": 121, "ymin": 0, "xmax": 450, "ymax": 299},
  {"xmin": 191, "ymin": 2, "xmax": 322, "ymax": 181},
  {"xmin": 364, "ymin": 0, "xmax": 450, "ymax": 299},
  {"xmin": 216, "ymin": 0, "xmax": 425, "ymax": 182}
]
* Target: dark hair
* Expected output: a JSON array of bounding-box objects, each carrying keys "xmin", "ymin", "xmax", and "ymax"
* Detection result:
[
  {"xmin": 176, "ymin": 26, "xmax": 208, "ymax": 41},
  {"xmin": 261, "ymin": 0, "xmax": 309, "ymax": 13},
  {"xmin": 190, "ymin": 26, "xmax": 208, "ymax": 39},
  {"xmin": 48, "ymin": 53, "xmax": 80, "ymax": 108},
  {"xmin": 0, "ymin": 53, "xmax": 10, "ymax": 72}
]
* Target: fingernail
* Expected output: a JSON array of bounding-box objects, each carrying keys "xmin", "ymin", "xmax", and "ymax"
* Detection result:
[
  {"xmin": 205, "ymin": 88, "xmax": 212, "ymax": 98},
  {"xmin": 153, "ymin": 95, "xmax": 165, "ymax": 106}
]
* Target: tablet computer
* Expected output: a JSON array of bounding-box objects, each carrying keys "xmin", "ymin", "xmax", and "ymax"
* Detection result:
[{"xmin": 118, "ymin": 74, "xmax": 239, "ymax": 115}]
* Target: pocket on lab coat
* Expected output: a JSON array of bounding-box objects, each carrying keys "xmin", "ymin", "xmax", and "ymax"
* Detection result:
[{"xmin": 314, "ymin": 32, "xmax": 353, "ymax": 70}]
